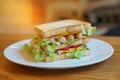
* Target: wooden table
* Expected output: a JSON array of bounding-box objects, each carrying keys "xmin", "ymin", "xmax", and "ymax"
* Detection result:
[{"xmin": 0, "ymin": 34, "xmax": 120, "ymax": 80}]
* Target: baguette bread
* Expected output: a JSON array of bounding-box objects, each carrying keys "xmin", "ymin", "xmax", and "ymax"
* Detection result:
[{"xmin": 34, "ymin": 19, "xmax": 91, "ymax": 38}]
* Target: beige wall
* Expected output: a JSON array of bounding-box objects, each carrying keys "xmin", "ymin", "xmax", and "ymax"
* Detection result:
[
  {"xmin": 0, "ymin": 0, "xmax": 119, "ymax": 34},
  {"xmin": 0, "ymin": 0, "xmax": 34, "ymax": 34}
]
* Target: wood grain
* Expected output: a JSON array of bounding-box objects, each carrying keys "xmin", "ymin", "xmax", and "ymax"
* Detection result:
[{"xmin": 0, "ymin": 34, "xmax": 120, "ymax": 80}]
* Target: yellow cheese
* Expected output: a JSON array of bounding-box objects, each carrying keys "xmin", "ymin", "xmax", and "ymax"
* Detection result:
[
  {"xmin": 58, "ymin": 32, "xmax": 69, "ymax": 36},
  {"xmin": 58, "ymin": 30, "xmax": 81, "ymax": 36},
  {"xmin": 63, "ymin": 46, "xmax": 82, "ymax": 53}
]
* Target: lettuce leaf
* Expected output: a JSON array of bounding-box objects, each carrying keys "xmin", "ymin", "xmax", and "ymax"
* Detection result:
[
  {"xmin": 66, "ymin": 45, "xmax": 87, "ymax": 59},
  {"xmin": 34, "ymin": 38, "xmax": 59, "ymax": 60},
  {"xmin": 23, "ymin": 44, "xmax": 32, "ymax": 53},
  {"xmin": 51, "ymin": 39, "xmax": 60, "ymax": 48},
  {"xmin": 74, "ymin": 45, "xmax": 87, "ymax": 59},
  {"xmin": 47, "ymin": 44, "xmax": 54, "ymax": 52},
  {"xmin": 23, "ymin": 35, "xmax": 60, "ymax": 61},
  {"xmin": 66, "ymin": 52, "xmax": 74, "ymax": 57},
  {"xmin": 67, "ymin": 38, "xmax": 75, "ymax": 44},
  {"xmin": 23, "ymin": 43, "xmax": 45, "ymax": 61},
  {"xmin": 46, "ymin": 39, "xmax": 61, "ymax": 59},
  {"xmin": 35, "ymin": 48, "xmax": 45, "ymax": 61},
  {"xmin": 67, "ymin": 38, "xmax": 78, "ymax": 45},
  {"xmin": 38, "ymin": 39, "xmax": 50, "ymax": 46},
  {"xmin": 47, "ymin": 43, "xmax": 57, "ymax": 59},
  {"xmin": 86, "ymin": 26, "xmax": 96, "ymax": 36}
]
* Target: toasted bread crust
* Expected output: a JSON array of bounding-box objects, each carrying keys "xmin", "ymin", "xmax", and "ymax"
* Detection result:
[
  {"xmin": 44, "ymin": 49, "xmax": 90, "ymax": 62},
  {"xmin": 35, "ymin": 19, "xmax": 91, "ymax": 38}
]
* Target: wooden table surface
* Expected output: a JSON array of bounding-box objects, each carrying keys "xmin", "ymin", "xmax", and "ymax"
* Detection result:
[{"xmin": 0, "ymin": 34, "xmax": 120, "ymax": 80}]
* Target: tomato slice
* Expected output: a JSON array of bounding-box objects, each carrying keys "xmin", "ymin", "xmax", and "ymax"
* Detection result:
[
  {"xmin": 60, "ymin": 47, "xmax": 70, "ymax": 51},
  {"xmin": 70, "ymin": 45, "xmax": 80, "ymax": 48},
  {"xmin": 57, "ymin": 45, "xmax": 81, "ymax": 51}
]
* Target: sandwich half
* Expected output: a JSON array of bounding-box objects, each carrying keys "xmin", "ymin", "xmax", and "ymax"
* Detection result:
[{"xmin": 23, "ymin": 19, "xmax": 96, "ymax": 62}]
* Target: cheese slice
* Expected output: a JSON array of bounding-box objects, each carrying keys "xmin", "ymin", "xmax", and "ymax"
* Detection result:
[
  {"xmin": 63, "ymin": 46, "xmax": 82, "ymax": 53},
  {"xmin": 58, "ymin": 30, "xmax": 81, "ymax": 36}
]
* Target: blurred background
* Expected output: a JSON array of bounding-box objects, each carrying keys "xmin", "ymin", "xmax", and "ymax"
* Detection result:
[{"xmin": 0, "ymin": 0, "xmax": 120, "ymax": 36}]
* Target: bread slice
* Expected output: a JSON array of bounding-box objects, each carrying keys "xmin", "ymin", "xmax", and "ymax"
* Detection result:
[
  {"xmin": 41, "ymin": 38, "xmax": 91, "ymax": 53},
  {"xmin": 34, "ymin": 19, "xmax": 91, "ymax": 38},
  {"xmin": 55, "ymin": 38, "xmax": 91, "ymax": 50},
  {"xmin": 44, "ymin": 49, "xmax": 90, "ymax": 62}
]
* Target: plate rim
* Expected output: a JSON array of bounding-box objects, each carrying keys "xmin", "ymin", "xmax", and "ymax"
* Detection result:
[{"xmin": 4, "ymin": 38, "xmax": 114, "ymax": 69}]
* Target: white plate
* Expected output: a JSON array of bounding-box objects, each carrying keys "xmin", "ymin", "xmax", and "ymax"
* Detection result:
[{"xmin": 4, "ymin": 38, "xmax": 114, "ymax": 69}]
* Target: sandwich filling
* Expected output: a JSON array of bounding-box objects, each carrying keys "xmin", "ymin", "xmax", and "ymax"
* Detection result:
[{"xmin": 23, "ymin": 26, "xmax": 96, "ymax": 61}]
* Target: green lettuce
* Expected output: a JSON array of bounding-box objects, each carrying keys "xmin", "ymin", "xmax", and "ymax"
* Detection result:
[
  {"xmin": 66, "ymin": 45, "xmax": 87, "ymax": 59},
  {"xmin": 35, "ymin": 48, "xmax": 45, "ymax": 61},
  {"xmin": 67, "ymin": 38, "xmax": 75, "ymax": 44},
  {"xmin": 39, "ymin": 39, "xmax": 50, "ymax": 46},
  {"xmin": 23, "ymin": 36, "xmax": 53, "ymax": 61},
  {"xmin": 50, "ymin": 39, "xmax": 60, "ymax": 48},
  {"xmin": 23, "ymin": 44, "xmax": 32, "ymax": 53},
  {"xmin": 86, "ymin": 26, "xmax": 96, "ymax": 36},
  {"xmin": 74, "ymin": 45, "xmax": 87, "ymax": 59},
  {"xmin": 36, "ymin": 38, "xmax": 60, "ymax": 60},
  {"xmin": 46, "ymin": 39, "xmax": 60, "ymax": 59},
  {"xmin": 67, "ymin": 38, "xmax": 78, "ymax": 45}
]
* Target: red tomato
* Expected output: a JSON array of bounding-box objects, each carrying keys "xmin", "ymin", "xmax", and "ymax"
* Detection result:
[
  {"xmin": 70, "ymin": 45, "xmax": 80, "ymax": 48},
  {"xmin": 60, "ymin": 47, "xmax": 70, "ymax": 50},
  {"xmin": 56, "ymin": 45, "xmax": 81, "ymax": 51}
]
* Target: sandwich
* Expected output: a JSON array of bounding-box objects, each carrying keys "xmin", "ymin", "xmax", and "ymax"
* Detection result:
[{"xmin": 23, "ymin": 19, "xmax": 96, "ymax": 62}]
